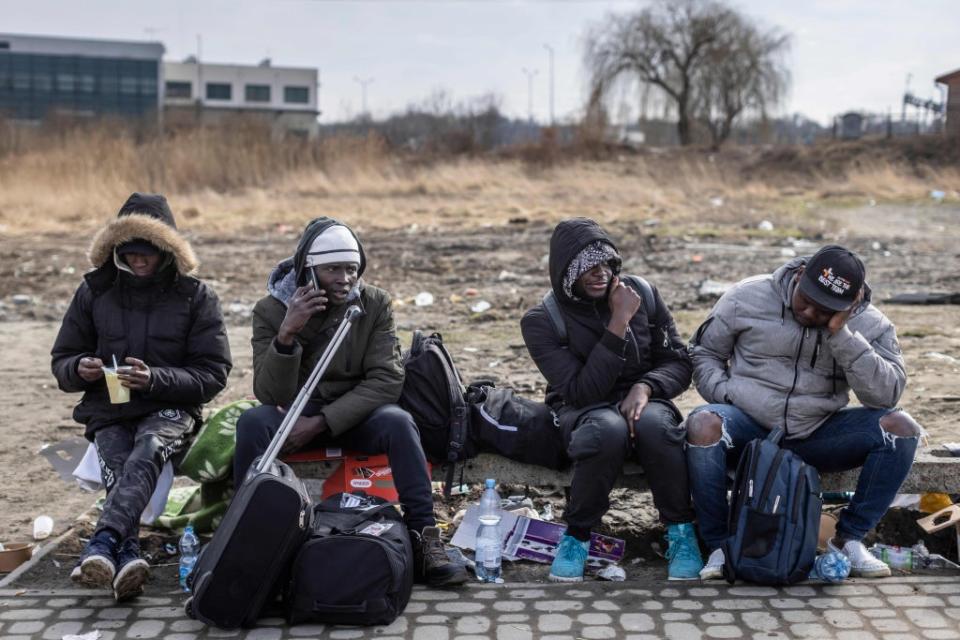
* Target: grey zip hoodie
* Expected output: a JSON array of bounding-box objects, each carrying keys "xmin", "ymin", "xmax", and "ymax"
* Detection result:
[{"xmin": 690, "ymin": 257, "xmax": 906, "ymax": 439}]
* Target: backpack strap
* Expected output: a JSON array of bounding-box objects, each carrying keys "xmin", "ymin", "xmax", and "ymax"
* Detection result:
[
  {"xmin": 542, "ymin": 290, "xmax": 568, "ymax": 346},
  {"xmin": 425, "ymin": 335, "xmax": 469, "ymax": 499},
  {"xmin": 541, "ymin": 275, "xmax": 658, "ymax": 344}
]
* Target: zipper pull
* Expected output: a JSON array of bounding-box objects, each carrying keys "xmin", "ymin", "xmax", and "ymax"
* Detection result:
[
  {"xmin": 661, "ymin": 328, "xmax": 669, "ymax": 348},
  {"xmin": 299, "ymin": 509, "xmax": 306, "ymax": 529},
  {"xmin": 748, "ymin": 479, "xmax": 754, "ymax": 498},
  {"xmin": 772, "ymin": 495, "xmax": 781, "ymax": 514}
]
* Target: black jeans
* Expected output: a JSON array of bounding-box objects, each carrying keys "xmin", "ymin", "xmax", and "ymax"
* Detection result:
[
  {"xmin": 563, "ymin": 401, "xmax": 694, "ymax": 539},
  {"xmin": 94, "ymin": 409, "xmax": 194, "ymax": 540},
  {"xmin": 234, "ymin": 403, "xmax": 436, "ymax": 532}
]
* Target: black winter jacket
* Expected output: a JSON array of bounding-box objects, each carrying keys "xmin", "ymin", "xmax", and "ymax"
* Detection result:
[
  {"xmin": 51, "ymin": 194, "xmax": 232, "ymax": 439},
  {"xmin": 521, "ymin": 218, "xmax": 692, "ymax": 415}
]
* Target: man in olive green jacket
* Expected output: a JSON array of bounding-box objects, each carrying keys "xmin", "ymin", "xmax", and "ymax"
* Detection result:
[{"xmin": 234, "ymin": 217, "xmax": 467, "ymax": 587}]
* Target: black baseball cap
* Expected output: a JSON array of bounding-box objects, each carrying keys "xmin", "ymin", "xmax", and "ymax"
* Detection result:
[
  {"xmin": 117, "ymin": 239, "xmax": 160, "ymax": 256},
  {"xmin": 798, "ymin": 245, "xmax": 865, "ymax": 312}
]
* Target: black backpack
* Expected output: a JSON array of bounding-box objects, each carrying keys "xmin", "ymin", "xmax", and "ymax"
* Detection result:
[
  {"xmin": 285, "ymin": 493, "xmax": 414, "ymax": 626},
  {"xmin": 723, "ymin": 429, "xmax": 822, "ymax": 585},
  {"xmin": 542, "ymin": 275, "xmax": 657, "ymax": 344},
  {"xmin": 398, "ymin": 331, "xmax": 476, "ymax": 493}
]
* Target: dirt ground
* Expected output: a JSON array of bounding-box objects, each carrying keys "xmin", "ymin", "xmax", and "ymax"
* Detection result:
[{"xmin": 1, "ymin": 202, "xmax": 958, "ymax": 566}]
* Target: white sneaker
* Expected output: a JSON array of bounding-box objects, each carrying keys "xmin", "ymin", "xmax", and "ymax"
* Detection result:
[
  {"xmin": 827, "ymin": 538, "xmax": 891, "ymax": 578},
  {"xmin": 699, "ymin": 548, "xmax": 725, "ymax": 580}
]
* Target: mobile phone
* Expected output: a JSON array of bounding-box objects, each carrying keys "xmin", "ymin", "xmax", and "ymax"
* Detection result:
[{"xmin": 309, "ymin": 266, "xmax": 321, "ymax": 292}]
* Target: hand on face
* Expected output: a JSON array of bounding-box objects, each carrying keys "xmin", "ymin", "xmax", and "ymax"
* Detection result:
[
  {"xmin": 827, "ymin": 288, "xmax": 864, "ymax": 336},
  {"xmin": 608, "ymin": 276, "xmax": 643, "ymax": 323},
  {"xmin": 279, "ymin": 285, "xmax": 329, "ymax": 344}
]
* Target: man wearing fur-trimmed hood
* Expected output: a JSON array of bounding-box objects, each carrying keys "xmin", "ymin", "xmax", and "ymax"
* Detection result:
[{"xmin": 51, "ymin": 193, "xmax": 232, "ymax": 601}]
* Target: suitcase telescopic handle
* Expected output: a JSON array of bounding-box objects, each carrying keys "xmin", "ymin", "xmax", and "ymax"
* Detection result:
[{"xmin": 257, "ymin": 303, "xmax": 364, "ymax": 473}]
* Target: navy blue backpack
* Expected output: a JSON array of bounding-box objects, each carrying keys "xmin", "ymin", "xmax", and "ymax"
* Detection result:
[{"xmin": 723, "ymin": 428, "xmax": 822, "ymax": 585}]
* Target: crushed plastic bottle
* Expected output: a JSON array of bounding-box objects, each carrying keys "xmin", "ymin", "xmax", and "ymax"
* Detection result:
[
  {"xmin": 808, "ymin": 550, "xmax": 851, "ymax": 582},
  {"xmin": 178, "ymin": 525, "xmax": 201, "ymax": 592}
]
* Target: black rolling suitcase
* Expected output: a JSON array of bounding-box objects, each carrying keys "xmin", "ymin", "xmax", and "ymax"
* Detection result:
[{"xmin": 185, "ymin": 299, "xmax": 365, "ymax": 629}]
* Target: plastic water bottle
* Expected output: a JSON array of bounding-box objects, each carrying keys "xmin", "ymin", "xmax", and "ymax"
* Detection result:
[
  {"xmin": 475, "ymin": 479, "xmax": 502, "ymax": 583},
  {"xmin": 808, "ymin": 550, "xmax": 851, "ymax": 583},
  {"xmin": 178, "ymin": 524, "xmax": 201, "ymax": 592}
]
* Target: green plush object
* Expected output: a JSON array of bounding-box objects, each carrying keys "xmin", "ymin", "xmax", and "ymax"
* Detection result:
[
  {"xmin": 178, "ymin": 399, "xmax": 259, "ymax": 483},
  {"xmin": 155, "ymin": 480, "xmax": 234, "ymax": 534},
  {"xmin": 150, "ymin": 399, "xmax": 258, "ymax": 534}
]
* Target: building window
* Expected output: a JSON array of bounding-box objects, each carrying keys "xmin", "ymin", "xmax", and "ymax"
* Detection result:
[
  {"xmin": 165, "ymin": 81, "xmax": 192, "ymax": 99},
  {"xmin": 284, "ymin": 85, "xmax": 309, "ymax": 104},
  {"xmin": 245, "ymin": 84, "xmax": 270, "ymax": 103},
  {"xmin": 206, "ymin": 82, "xmax": 231, "ymax": 100}
]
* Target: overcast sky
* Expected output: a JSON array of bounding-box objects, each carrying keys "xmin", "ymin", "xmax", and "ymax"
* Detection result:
[{"xmin": 4, "ymin": 0, "xmax": 958, "ymax": 125}]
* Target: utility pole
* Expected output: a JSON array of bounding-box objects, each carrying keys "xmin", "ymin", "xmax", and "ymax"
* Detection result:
[
  {"xmin": 353, "ymin": 76, "xmax": 374, "ymax": 118},
  {"xmin": 521, "ymin": 67, "xmax": 538, "ymax": 124},
  {"xmin": 543, "ymin": 44, "xmax": 555, "ymax": 126}
]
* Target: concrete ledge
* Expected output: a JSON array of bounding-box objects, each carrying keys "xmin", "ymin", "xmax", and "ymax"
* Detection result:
[{"xmin": 288, "ymin": 449, "xmax": 960, "ymax": 496}]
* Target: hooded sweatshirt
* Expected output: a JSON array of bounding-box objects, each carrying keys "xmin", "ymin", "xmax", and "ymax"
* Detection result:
[
  {"xmin": 250, "ymin": 217, "xmax": 404, "ymax": 435},
  {"xmin": 520, "ymin": 218, "xmax": 693, "ymax": 414},
  {"xmin": 50, "ymin": 193, "xmax": 232, "ymax": 439},
  {"xmin": 690, "ymin": 256, "xmax": 906, "ymax": 439}
]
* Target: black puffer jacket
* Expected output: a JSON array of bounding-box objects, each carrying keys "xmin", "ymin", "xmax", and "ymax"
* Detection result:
[
  {"xmin": 51, "ymin": 194, "xmax": 232, "ymax": 439},
  {"xmin": 521, "ymin": 218, "xmax": 692, "ymax": 415}
]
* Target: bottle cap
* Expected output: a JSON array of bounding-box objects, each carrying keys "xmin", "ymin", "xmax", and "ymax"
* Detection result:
[{"xmin": 485, "ymin": 479, "xmax": 495, "ymax": 489}]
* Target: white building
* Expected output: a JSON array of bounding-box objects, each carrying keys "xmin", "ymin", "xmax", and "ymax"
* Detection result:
[{"xmin": 163, "ymin": 58, "xmax": 318, "ymax": 137}]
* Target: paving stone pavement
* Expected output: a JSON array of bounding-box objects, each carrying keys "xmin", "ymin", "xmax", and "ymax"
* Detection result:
[{"xmin": 2, "ymin": 576, "xmax": 960, "ymax": 639}]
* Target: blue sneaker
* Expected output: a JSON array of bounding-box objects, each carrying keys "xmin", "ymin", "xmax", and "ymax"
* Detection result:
[
  {"xmin": 666, "ymin": 523, "xmax": 704, "ymax": 581},
  {"xmin": 70, "ymin": 529, "xmax": 119, "ymax": 588},
  {"xmin": 548, "ymin": 534, "xmax": 590, "ymax": 582},
  {"xmin": 113, "ymin": 537, "xmax": 150, "ymax": 602}
]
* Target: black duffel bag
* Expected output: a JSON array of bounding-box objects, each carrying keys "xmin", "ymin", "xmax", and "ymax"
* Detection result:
[
  {"xmin": 285, "ymin": 493, "xmax": 413, "ymax": 626},
  {"xmin": 470, "ymin": 386, "xmax": 568, "ymax": 470}
]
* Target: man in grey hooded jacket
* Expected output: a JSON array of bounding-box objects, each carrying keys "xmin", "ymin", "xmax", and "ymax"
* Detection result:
[{"xmin": 686, "ymin": 245, "xmax": 922, "ymax": 580}]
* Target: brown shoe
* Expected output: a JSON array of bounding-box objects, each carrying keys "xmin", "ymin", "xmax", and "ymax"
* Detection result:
[{"xmin": 412, "ymin": 526, "xmax": 468, "ymax": 587}]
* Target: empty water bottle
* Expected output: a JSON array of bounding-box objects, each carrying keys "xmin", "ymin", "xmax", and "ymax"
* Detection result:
[
  {"xmin": 808, "ymin": 550, "xmax": 850, "ymax": 583},
  {"xmin": 179, "ymin": 524, "xmax": 201, "ymax": 592},
  {"xmin": 475, "ymin": 479, "xmax": 502, "ymax": 583}
]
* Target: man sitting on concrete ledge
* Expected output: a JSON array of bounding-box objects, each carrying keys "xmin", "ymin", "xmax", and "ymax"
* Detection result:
[
  {"xmin": 233, "ymin": 217, "xmax": 467, "ymax": 588},
  {"xmin": 687, "ymin": 244, "xmax": 923, "ymax": 580},
  {"xmin": 521, "ymin": 217, "xmax": 702, "ymax": 582}
]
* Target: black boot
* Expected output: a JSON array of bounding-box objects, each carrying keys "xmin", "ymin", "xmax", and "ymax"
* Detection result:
[{"xmin": 412, "ymin": 526, "xmax": 468, "ymax": 587}]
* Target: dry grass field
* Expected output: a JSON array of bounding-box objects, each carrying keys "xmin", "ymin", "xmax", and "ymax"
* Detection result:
[{"xmin": 0, "ymin": 125, "xmax": 958, "ymax": 548}]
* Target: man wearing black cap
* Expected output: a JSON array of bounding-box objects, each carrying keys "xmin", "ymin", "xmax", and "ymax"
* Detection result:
[
  {"xmin": 51, "ymin": 194, "xmax": 232, "ymax": 600},
  {"xmin": 686, "ymin": 245, "xmax": 922, "ymax": 579}
]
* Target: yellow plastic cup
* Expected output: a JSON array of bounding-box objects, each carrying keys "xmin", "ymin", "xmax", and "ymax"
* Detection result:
[{"xmin": 102, "ymin": 367, "xmax": 131, "ymax": 404}]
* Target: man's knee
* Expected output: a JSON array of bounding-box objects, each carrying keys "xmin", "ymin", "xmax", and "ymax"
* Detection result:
[
  {"xmin": 633, "ymin": 403, "xmax": 684, "ymax": 446},
  {"xmin": 880, "ymin": 411, "xmax": 922, "ymax": 438},
  {"xmin": 236, "ymin": 404, "xmax": 280, "ymax": 445},
  {"xmin": 371, "ymin": 404, "xmax": 419, "ymax": 443},
  {"xmin": 686, "ymin": 411, "xmax": 723, "ymax": 446},
  {"xmin": 569, "ymin": 408, "xmax": 628, "ymax": 460}
]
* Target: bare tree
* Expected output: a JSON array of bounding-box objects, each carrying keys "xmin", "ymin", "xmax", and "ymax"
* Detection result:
[
  {"xmin": 585, "ymin": 0, "xmax": 789, "ymax": 147},
  {"xmin": 692, "ymin": 15, "xmax": 791, "ymax": 149}
]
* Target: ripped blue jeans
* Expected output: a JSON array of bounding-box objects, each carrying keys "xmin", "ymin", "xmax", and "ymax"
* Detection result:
[{"xmin": 686, "ymin": 404, "xmax": 918, "ymax": 551}]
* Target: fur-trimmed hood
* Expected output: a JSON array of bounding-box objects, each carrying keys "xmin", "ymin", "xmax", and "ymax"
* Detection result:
[{"xmin": 88, "ymin": 194, "xmax": 198, "ymax": 274}]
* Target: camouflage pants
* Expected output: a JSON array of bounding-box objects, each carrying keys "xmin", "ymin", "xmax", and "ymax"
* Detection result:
[{"xmin": 94, "ymin": 409, "xmax": 194, "ymax": 540}]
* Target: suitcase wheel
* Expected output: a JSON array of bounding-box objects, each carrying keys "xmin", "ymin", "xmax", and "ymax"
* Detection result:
[{"xmin": 184, "ymin": 596, "xmax": 195, "ymax": 620}]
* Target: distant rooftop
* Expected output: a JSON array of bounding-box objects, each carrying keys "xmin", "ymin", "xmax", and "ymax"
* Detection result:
[
  {"xmin": 935, "ymin": 68, "xmax": 960, "ymax": 84},
  {"xmin": 0, "ymin": 33, "xmax": 164, "ymax": 59}
]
